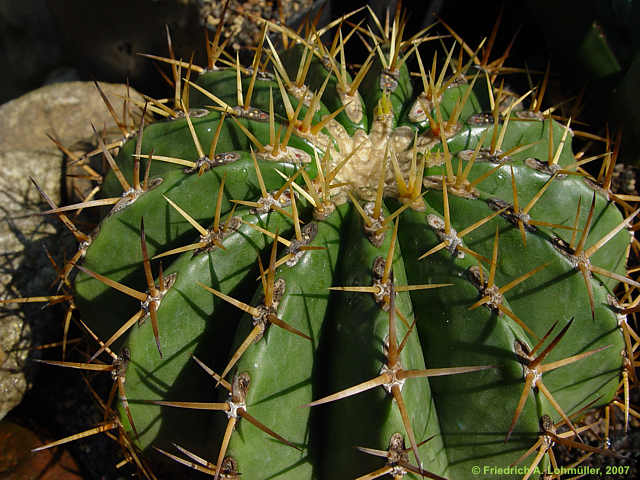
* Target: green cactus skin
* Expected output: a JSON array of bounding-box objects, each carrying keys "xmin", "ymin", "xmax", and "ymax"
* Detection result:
[
  {"xmin": 318, "ymin": 204, "xmax": 448, "ymax": 478},
  {"xmin": 31, "ymin": 8, "xmax": 636, "ymax": 480}
]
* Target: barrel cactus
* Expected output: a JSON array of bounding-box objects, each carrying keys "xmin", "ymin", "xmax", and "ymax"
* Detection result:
[{"xmin": 20, "ymin": 5, "xmax": 638, "ymax": 480}]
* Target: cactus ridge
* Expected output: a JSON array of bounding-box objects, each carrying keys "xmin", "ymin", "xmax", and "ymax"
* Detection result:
[{"xmin": 7, "ymin": 5, "xmax": 639, "ymax": 480}]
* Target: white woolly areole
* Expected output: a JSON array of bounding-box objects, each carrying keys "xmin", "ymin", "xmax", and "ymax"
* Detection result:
[{"xmin": 226, "ymin": 400, "xmax": 246, "ymax": 419}]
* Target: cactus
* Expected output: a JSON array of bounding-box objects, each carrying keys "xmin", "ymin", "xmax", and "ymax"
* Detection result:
[{"xmin": 12, "ymin": 5, "xmax": 639, "ymax": 480}]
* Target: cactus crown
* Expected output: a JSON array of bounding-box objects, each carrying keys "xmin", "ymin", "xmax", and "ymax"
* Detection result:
[{"xmin": 8, "ymin": 4, "xmax": 639, "ymax": 479}]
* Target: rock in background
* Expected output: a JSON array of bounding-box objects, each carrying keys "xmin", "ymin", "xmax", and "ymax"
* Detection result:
[{"xmin": 0, "ymin": 81, "xmax": 144, "ymax": 422}]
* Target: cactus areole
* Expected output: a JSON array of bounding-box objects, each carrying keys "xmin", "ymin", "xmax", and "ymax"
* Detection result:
[{"xmin": 31, "ymin": 6, "xmax": 637, "ymax": 480}]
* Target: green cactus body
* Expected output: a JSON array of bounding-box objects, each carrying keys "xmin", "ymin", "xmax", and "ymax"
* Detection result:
[
  {"xmin": 53, "ymin": 8, "xmax": 633, "ymax": 480},
  {"xmin": 215, "ymin": 204, "xmax": 345, "ymax": 479},
  {"xmin": 319, "ymin": 204, "xmax": 448, "ymax": 478}
]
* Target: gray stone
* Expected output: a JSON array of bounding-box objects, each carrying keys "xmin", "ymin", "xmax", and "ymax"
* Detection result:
[{"xmin": 0, "ymin": 318, "xmax": 30, "ymax": 421}]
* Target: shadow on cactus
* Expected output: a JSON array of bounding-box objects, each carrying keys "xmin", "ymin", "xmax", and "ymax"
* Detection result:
[{"xmin": 13, "ymin": 4, "xmax": 640, "ymax": 480}]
